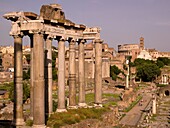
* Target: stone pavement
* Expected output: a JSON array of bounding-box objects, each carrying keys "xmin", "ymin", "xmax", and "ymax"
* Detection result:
[{"xmin": 119, "ymin": 92, "xmax": 152, "ymax": 127}]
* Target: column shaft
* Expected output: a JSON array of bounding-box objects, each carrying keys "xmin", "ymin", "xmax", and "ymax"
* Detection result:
[
  {"xmin": 78, "ymin": 40, "xmax": 86, "ymax": 106},
  {"xmin": 33, "ymin": 32, "xmax": 45, "ymax": 127},
  {"xmin": 57, "ymin": 38, "xmax": 66, "ymax": 111},
  {"xmin": 125, "ymin": 58, "xmax": 130, "ymax": 89},
  {"xmin": 152, "ymin": 97, "xmax": 156, "ymax": 114},
  {"xmin": 69, "ymin": 39, "xmax": 76, "ymax": 107},
  {"xmin": 13, "ymin": 35, "xmax": 25, "ymax": 126},
  {"xmin": 45, "ymin": 37, "xmax": 53, "ymax": 114},
  {"xmin": 94, "ymin": 39, "xmax": 103, "ymax": 105},
  {"xmin": 29, "ymin": 34, "xmax": 33, "ymax": 119}
]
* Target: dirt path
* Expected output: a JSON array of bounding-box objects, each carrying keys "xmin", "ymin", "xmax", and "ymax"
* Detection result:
[{"xmin": 119, "ymin": 91, "xmax": 152, "ymax": 127}]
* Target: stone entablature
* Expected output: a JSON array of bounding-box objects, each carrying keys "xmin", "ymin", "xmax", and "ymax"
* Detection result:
[
  {"xmin": 3, "ymin": 4, "xmax": 100, "ymax": 41},
  {"xmin": 83, "ymin": 27, "xmax": 100, "ymax": 40}
]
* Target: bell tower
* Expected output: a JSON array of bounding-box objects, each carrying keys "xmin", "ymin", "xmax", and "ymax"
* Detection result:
[{"xmin": 139, "ymin": 37, "xmax": 144, "ymax": 50}]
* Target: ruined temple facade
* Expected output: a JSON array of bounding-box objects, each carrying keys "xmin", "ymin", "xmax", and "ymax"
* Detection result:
[{"xmin": 4, "ymin": 4, "xmax": 104, "ymax": 127}]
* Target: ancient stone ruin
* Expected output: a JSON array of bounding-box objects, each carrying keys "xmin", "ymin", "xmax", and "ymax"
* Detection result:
[{"xmin": 4, "ymin": 4, "xmax": 103, "ymax": 127}]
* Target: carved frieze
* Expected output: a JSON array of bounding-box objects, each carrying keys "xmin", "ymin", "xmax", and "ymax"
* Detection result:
[{"xmin": 83, "ymin": 27, "xmax": 101, "ymax": 40}]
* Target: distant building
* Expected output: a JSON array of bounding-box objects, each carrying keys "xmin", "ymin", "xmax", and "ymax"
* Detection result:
[
  {"xmin": 147, "ymin": 48, "xmax": 170, "ymax": 61},
  {"xmin": 117, "ymin": 37, "xmax": 144, "ymax": 62},
  {"xmin": 2, "ymin": 53, "xmax": 14, "ymax": 70},
  {"xmin": 0, "ymin": 71, "xmax": 13, "ymax": 83},
  {"xmin": 137, "ymin": 49, "xmax": 152, "ymax": 60},
  {"xmin": 0, "ymin": 46, "xmax": 14, "ymax": 54}
]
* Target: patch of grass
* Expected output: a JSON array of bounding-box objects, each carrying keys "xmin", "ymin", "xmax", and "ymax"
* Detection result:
[
  {"xmin": 0, "ymin": 83, "xmax": 12, "ymax": 91},
  {"xmin": 52, "ymin": 93, "xmax": 58, "ymax": 99},
  {"xmin": 113, "ymin": 126, "xmax": 121, "ymax": 128},
  {"xmin": 85, "ymin": 93, "xmax": 94, "ymax": 104},
  {"xmin": 156, "ymin": 84, "xmax": 168, "ymax": 87},
  {"xmin": 84, "ymin": 93, "xmax": 120, "ymax": 105},
  {"xmin": 47, "ymin": 107, "xmax": 108, "ymax": 128},
  {"xmin": 150, "ymin": 114, "xmax": 157, "ymax": 121},
  {"xmin": 124, "ymin": 95, "xmax": 142, "ymax": 112},
  {"xmin": 103, "ymin": 101, "xmax": 117, "ymax": 107},
  {"xmin": 26, "ymin": 119, "xmax": 33, "ymax": 126},
  {"xmin": 103, "ymin": 93, "xmax": 120, "ymax": 98}
]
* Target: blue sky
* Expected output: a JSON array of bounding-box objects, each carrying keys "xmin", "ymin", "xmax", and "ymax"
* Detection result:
[{"xmin": 0, "ymin": 0, "xmax": 170, "ymax": 51}]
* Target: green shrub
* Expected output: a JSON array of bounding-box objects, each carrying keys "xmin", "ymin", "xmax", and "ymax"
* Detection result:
[
  {"xmin": 156, "ymin": 84, "xmax": 168, "ymax": 87},
  {"xmin": 53, "ymin": 100, "xmax": 58, "ymax": 112}
]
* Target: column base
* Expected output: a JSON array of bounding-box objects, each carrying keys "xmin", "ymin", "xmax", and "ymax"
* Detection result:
[
  {"xmin": 78, "ymin": 103, "xmax": 87, "ymax": 108},
  {"xmin": 125, "ymin": 87, "xmax": 129, "ymax": 90},
  {"xmin": 12, "ymin": 118, "xmax": 25, "ymax": 126},
  {"xmin": 94, "ymin": 103, "xmax": 103, "ymax": 108},
  {"xmin": 29, "ymin": 116, "xmax": 33, "ymax": 120},
  {"xmin": 68, "ymin": 105, "xmax": 78, "ymax": 109},
  {"xmin": 32, "ymin": 124, "xmax": 46, "ymax": 128},
  {"xmin": 56, "ymin": 108, "xmax": 67, "ymax": 113}
]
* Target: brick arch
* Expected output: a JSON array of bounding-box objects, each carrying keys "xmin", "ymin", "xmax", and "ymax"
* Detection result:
[{"xmin": 159, "ymin": 85, "xmax": 170, "ymax": 97}]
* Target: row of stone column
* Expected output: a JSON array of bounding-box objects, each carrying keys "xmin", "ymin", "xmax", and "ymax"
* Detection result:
[
  {"xmin": 13, "ymin": 32, "xmax": 47, "ymax": 127},
  {"xmin": 12, "ymin": 32, "xmax": 103, "ymax": 127},
  {"xmin": 162, "ymin": 74, "xmax": 169, "ymax": 85},
  {"xmin": 57, "ymin": 38, "xmax": 103, "ymax": 111}
]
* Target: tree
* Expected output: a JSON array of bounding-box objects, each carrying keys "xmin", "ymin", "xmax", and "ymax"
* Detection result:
[
  {"xmin": 9, "ymin": 82, "xmax": 30, "ymax": 102},
  {"xmin": 156, "ymin": 60, "xmax": 164, "ymax": 68},
  {"xmin": 136, "ymin": 63, "xmax": 161, "ymax": 82},
  {"xmin": 23, "ymin": 68, "xmax": 30, "ymax": 80},
  {"xmin": 52, "ymin": 47, "xmax": 58, "ymax": 81},
  {"xmin": 110, "ymin": 65, "xmax": 121, "ymax": 80},
  {"xmin": 157, "ymin": 57, "xmax": 170, "ymax": 66},
  {"xmin": 134, "ymin": 58, "xmax": 153, "ymax": 66}
]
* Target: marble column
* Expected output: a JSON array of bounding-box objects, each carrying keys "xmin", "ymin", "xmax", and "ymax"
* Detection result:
[
  {"xmin": 69, "ymin": 39, "xmax": 77, "ymax": 108},
  {"xmin": 32, "ymin": 31, "xmax": 45, "ymax": 128},
  {"xmin": 78, "ymin": 39, "xmax": 87, "ymax": 107},
  {"xmin": 29, "ymin": 34, "xmax": 34, "ymax": 119},
  {"xmin": 94, "ymin": 39, "xmax": 103, "ymax": 106},
  {"xmin": 45, "ymin": 36, "xmax": 53, "ymax": 115},
  {"xmin": 162, "ymin": 75, "xmax": 164, "ymax": 84},
  {"xmin": 13, "ymin": 34, "xmax": 25, "ymax": 126},
  {"xmin": 164, "ymin": 75, "xmax": 167, "ymax": 84},
  {"xmin": 56, "ymin": 37, "xmax": 67, "ymax": 112},
  {"xmin": 126, "ymin": 59, "xmax": 129, "ymax": 89},
  {"xmin": 152, "ymin": 95, "xmax": 156, "ymax": 114}
]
